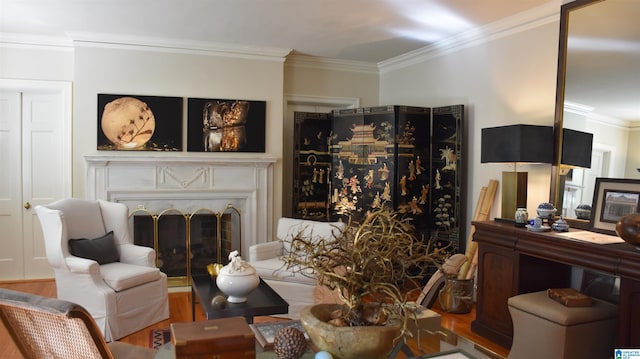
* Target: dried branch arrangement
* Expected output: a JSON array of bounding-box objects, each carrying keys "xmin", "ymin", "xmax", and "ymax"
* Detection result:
[{"xmin": 282, "ymin": 208, "xmax": 446, "ymax": 336}]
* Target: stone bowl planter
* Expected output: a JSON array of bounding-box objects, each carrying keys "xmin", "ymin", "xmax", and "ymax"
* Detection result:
[{"xmin": 300, "ymin": 304, "xmax": 401, "ymax": 359}]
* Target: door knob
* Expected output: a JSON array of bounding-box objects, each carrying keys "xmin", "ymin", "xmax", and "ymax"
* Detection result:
[{"xmin": 24, "ymin": 202, "xmax": 31, "ymax": 210}]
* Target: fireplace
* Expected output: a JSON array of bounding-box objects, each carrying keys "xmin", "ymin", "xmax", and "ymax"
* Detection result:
[
  {"xmin": 130, "ymin": 205, "xmax": 240, "ymax": 286},
  {"xmin": 85, "ymin": 153, "xmax": 276, "ymax": 286}
]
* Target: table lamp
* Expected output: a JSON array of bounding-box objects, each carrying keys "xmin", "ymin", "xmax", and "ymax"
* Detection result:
[
  {"xmin": 559, "ymin": 128, "xmax": 593, "ymax": 172},
  {"xmin": 556, "ymin": 128, "xmax": 593, "ymax": 214},
  {"xmin": 481, "ymin": 125, "xmax": 554, "ymax": 220}
]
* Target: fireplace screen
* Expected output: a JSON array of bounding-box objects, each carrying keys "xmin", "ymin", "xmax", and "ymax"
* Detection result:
[{"xmin": 130, "ymin": 204, "xmax": 241, "ymax": 286}]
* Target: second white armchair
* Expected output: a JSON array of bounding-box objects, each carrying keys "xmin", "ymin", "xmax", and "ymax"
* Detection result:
[{"xmin": 249, "ymin": 217, "xmax": 345, "ymax": 318}]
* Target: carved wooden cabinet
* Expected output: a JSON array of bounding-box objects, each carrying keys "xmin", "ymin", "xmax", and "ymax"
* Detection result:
[
  {"xmin": 472, "ymin": 220, "xmax": 640, "ymax": 349},
  {"xmin": 293, "ymin": 105, "xmax": 464, "ymax": 251}
]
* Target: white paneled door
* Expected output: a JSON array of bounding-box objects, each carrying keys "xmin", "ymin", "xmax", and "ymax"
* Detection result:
[{"xmin": 0, "ymin": 80, "xmax": 72, "ymax": 280}]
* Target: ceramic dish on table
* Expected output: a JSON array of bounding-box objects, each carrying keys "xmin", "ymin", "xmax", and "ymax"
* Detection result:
[{"xmin": 526, "ymin": 225, "xmax": 551, "ymax": 232}]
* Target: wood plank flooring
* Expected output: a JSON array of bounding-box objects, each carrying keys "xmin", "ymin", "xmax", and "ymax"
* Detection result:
[{"xmin": 0, "ymin": 279, "xmax": 509, "ymax": 358}]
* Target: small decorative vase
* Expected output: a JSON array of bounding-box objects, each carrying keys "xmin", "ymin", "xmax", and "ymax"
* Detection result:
[
  {"xmin": 515, "ymin": 207, "xmax": 528, "ymax": 228},
  {"xmin": 552, "ymin": 217, "xmax": 570, "ymax": 232},
  {"xmin": 575, "ymin": 209, "xmax": 591, "ymax": 220},
  {"xmin": 300, "ymin": 304, "xmax": 401, "ymax": 359},
  {"xmin": 536, "ymin": 202, "xmax": 557, "ymax": 219},
  {"xmin": 216, "ymin": 251, "xmax": 259, "ymax": 303},
  {"xmin": 616, "ymin": 213, "xmax": 640, "ymax": 248}
]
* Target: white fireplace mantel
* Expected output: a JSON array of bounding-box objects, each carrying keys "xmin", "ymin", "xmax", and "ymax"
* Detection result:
[{"xmin": 84, "ymin": 153, "xmax": 277, "ymax": 256}]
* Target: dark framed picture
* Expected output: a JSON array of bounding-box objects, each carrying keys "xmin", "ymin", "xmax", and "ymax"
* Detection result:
[
  {"xmin": 97, "ymin": 94, "xmax": 183, "ymax": 151},
  {"xmin": 187, "ymin": 98, "xmax": 266, "ymax": 152},
  {"xmin": 590, "ymin": 178, "xmax": 640, "ymax": 235},
  {"xmin": 249, "ymin": 320, "xmax": 308, "ymax": 349}
]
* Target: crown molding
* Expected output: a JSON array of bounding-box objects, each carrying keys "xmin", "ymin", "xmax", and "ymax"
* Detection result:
[
  {"xmin": 67, "ymin": 32, "xmax": 291, "ymax": 62},
  {"xmin": 285, "ymin": 54, "xmax": 379, "ymax": 74},
  {"xmin": 378, "ymin": 1, "xmax": 561, "ymax": 73},
  {"xmin": 0, "ymin": 32, "xmax": 73, "ymax": 51},
  {"xmin": 1, "ymin": 31, "xmax": 291, "ymax": 61},
  {"xmin": 564, "ymin": 103, "xmax": 630, "ymax": 129},
  {"xmin": 284, "ymin": 94, "xmax": 360, "ymax": 108},
  {"xmin": 3, "ymin": 2, "xmax": 562, "ymax": 70}
]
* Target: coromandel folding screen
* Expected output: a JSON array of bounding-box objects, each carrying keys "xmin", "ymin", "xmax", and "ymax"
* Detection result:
[{"xmin": 292, "ymin": 105, "xmax": 464, "ymax": 252}]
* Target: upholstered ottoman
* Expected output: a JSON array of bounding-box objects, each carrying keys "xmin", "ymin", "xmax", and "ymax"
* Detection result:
[{"xmin": 507, "ymin": 290, "xmax": 618, "ymax": 359}]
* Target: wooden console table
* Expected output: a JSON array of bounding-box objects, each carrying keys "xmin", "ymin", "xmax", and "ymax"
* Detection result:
[{"xmin": 471, "ymin": 220, "xmax": 640, "ymax": 349}]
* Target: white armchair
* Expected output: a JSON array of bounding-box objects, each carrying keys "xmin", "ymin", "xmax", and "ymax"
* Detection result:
[
  {"xmin": 35, "ymin": 198, "xmax": 169, "ymax": 342},
  {"xmin": 249, "ymin": 218, "xmax": 345, "ymax": 318}
]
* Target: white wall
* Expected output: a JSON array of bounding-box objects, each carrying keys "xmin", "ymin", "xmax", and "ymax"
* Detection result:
[
  {"xmin": 284, "ymin": 60, "xmax": 379, "ymax": 107},
  {"xmin": 0, "ymin": 45, "xmax": 74, "ymax": 81},
  {"xmin": 379, "ymin": 20, "xmax": 560, "ymax": 230},
  {"xmin": 564, "ymin": 111, "xmax": 629, "ymax": 179},
  {"xmin": 72, "ymin": 45, "xmax": 286, "ymax": 217},
  {"xmin": 627, "ymin": 129, "xmax": 640, "ymax": 179}
]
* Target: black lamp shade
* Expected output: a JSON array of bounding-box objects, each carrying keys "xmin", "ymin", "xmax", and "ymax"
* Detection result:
[
  {"xmin": 561, "ymin": 128, "xmax": 593, "ymax": 168},
  {"xmin": 481, "ymin": 125, "xmax": 553, "ymax": 164}
]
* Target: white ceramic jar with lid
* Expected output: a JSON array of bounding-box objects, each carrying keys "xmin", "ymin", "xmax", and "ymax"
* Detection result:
[{"xmin": 216, "ymin": 250, "xmax": 259, "ymax": 303}]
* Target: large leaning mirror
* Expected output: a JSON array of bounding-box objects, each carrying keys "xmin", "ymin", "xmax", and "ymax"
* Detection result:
[{"xmin": 551, "ymin": 0, "xmax": 640, "ymax": 226}]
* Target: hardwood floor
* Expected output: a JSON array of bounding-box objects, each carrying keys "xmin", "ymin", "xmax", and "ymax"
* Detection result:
[{"xmin": 0, "ymin": 279, "xmax": 509, "ymax": 358}]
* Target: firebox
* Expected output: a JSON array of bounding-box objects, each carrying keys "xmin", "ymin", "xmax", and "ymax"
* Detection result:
[{"xmin": 129, "ymin": 204, "xmax": 241, "ymax": 287}]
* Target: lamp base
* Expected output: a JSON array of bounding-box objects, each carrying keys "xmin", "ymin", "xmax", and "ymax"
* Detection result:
[{"xmin": 501, "ymin": 172, "xmax": 528, "ymax": 221}]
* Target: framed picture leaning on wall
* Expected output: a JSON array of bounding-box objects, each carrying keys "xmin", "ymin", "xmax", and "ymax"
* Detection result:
[{"xmin": 590, "ymin": 177, "xmax": 640, "ymax": 235}]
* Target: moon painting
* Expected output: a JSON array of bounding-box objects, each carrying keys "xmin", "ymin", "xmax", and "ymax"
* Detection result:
[{"xmin": 97, "ymin": 94, "xmax": 183, "ymax": 151}]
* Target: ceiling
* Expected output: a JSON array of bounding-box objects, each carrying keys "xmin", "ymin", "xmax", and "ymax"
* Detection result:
[
  {"xmin": 0, "ymin": 0, "xmax": 555, "ymax": 63},
  {"xmin": 3, "ymin": 0, "xmax": 637, "ymax": 123}
]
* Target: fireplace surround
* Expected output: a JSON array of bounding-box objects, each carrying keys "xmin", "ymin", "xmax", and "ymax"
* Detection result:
[{"xmin": 85, "ymin": 154, "xmax": 276, "ymax": 284}]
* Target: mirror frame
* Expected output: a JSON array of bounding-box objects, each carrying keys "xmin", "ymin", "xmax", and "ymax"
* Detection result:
[{"xmin": 550, "ymin": 0, "xmax": 603, "ymax": 229}]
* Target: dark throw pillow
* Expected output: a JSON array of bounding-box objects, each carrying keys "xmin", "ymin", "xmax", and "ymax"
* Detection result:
[{"xmin": 69, "ymin": 231, "xmax": 120, "ymax": 265}]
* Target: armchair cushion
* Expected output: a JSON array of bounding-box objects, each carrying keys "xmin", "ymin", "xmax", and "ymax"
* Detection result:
[
  {"xmin": 69, "ymin": 231, "xmax": 120, "ymax": 265},
  {"xmin": 100, "ymin": 262, "xmax": 162, "ymax": 292}
]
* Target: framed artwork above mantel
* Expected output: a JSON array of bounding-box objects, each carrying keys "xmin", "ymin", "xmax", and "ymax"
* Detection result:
[
  {"xmin": 187, "ymin": 98, "xmax": 266, "ymax": 153},
  {"xmin": 97, "ymin": 94, "xmax": 183, "ymax": 151}
]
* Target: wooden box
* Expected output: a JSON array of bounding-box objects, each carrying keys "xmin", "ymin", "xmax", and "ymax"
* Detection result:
[
  {"xmin": 171, "ymin": 316, "xmax": 256, "ymax": 359},
  {"xmin": 407, "ymin": 306, "xmax": 441, "ymax": 337}
]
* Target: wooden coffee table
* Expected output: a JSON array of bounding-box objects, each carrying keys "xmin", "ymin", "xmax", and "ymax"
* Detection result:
[{"xmin": 190, "ymin": 274, "xmax": 288, "ymax": 323}]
